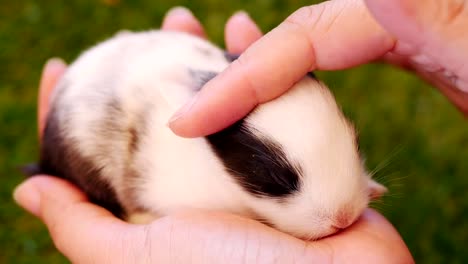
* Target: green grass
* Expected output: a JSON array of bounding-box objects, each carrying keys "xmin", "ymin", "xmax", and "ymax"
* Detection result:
[{"xmin": 1, "ymin": 0, "xmax": 468, "ymax": 263}]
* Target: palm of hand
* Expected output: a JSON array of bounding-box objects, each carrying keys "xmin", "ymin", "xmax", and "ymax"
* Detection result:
[{"xmin": 15, "ymin": 5, "xmax": 414, "ymax": 264}]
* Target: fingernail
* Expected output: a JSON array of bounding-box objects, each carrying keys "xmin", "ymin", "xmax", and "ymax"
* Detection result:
[
  {"xmin": 166, "ymin": 6, "xmax": 194, "ymax": 18},
  {"xmin": 168, "ymin": 93, "xmax": 200, "ymax": 125},
  {"xmin": 45, "ymin": 57, "xmax": 66, "ymax": 73},
  {"xmin": 13, "ymin": 181, "xmax": 41, "ymax": 217},
  {"xmin": 233, "ymin": 11, "xmax": 251, "ymax": 21}
]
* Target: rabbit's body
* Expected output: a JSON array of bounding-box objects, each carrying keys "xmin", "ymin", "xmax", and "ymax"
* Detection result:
[{"xmin": 38, "ymin": 30, "xmax": 386, "ymax": 240}]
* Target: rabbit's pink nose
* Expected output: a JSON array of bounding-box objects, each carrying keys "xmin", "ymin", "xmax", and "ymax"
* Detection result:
[{"xmin": 332, "ymin": 209, "xmax": 354, "ymax": 229}]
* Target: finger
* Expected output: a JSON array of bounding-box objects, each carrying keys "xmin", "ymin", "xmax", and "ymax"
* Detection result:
[
  {"xmin": 321, "ymin": 209, "xmax": 414, "ymax": 263},
  {"xmin": 161, "ymin": 6, "xmax": 206, "ymax": 38},
  {"xmin": 365, "ymin": 0, "xmax": 468, "ymax": 92},
  {"xmin": 38, "ymin": 58, "xmax": 67, "ymax": 139},
  {"xmin": 415, "ymin": 65, "xmax": 468, "ymax": 115},
  {"xmin": 13, "ymin": 176, "xmax": 131, "ymax": 263},
  {"xmin": 225, "ymin": 11, "xmax": 263, "ymax": 54},
  {"xmin": 168, "ymin": 0, "xmax": 395, "ymax": 137},
  {"xmin": 381, "ymin": 51, "xmax": 468, "ymax": 115}
]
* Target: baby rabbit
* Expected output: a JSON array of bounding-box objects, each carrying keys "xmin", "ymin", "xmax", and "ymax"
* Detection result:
[{"xmin": 33, "ymin": 30, "xmax": 386, "ymax": 240}]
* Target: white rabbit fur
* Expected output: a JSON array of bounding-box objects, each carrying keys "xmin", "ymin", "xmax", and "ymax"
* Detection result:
[{"xmin": 40, "ymin": 30, "xmax": 386, "ymax": 240}]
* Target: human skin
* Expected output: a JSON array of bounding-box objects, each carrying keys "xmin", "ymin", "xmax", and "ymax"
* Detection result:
[
  {"xmin": 14, "ymin": 6, "xmax": 414, "ymax": 264},
  {"xmin": 168, "ymin": 0, "xmax": 468, "ymax": 138}
]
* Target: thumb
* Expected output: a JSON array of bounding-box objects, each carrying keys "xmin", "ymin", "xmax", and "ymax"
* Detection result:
[{"xmin": 13, "ymin": 176, "xmax": 134, "ymax": 263}]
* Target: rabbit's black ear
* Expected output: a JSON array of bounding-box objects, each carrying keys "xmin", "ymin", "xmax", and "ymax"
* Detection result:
[
  {"xmin": 190, "ymin": 70, "xmax": 218, "ymax": 92},
  {"xmin": 307, "ymin": 72, "xmax": 317, "ymax": 79},
  {"xmin": 224, "ymin": 52, "xmax": 240, "ymax": 62},
  {"xmin": 18, "ymin": 163, "xmax": 42, "ymax": 177}
]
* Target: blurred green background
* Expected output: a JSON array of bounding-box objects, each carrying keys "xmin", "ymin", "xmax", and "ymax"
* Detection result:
[{"xmin": 1, "ymin": 0, "xmax": 467, "ymax": 263}]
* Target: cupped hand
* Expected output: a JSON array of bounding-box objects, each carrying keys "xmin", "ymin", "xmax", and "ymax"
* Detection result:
[
  {"xmin": 168, "ymin": 0, "xmax": 468, "ymax": 138},
  {"xmin": 15, "ymin": 7, "xmax": 414, "ymax": 263}
]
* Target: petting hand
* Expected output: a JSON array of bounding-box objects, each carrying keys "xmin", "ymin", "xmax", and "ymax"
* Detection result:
[
  {"xmin": 167, "ymin": 0, "xmax": 468, "ymax": 138},
  {"xmin": 14, "ymin": 7, "xmax": 413, "ymax": 264}
]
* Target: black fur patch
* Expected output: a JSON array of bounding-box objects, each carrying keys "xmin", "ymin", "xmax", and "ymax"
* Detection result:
[
  {"xmin": 190, "ymin": 70, "xmax": 218, "ymax": 91},
  {"xmin": 102, "ymin": 97, "xmax": 142, "ymax": 157},
  {"xmin": 38, "ymin": 105, "xmax": 125, "ymax": 218},
  {"xmin": 307, "ymin": 72, "xmax": 317, "ymax": 79},
  {"xmin": 190, "ymin": 52, "xmax": 239, "ymax": 91},
  {"xmin": 224, "ymin": 52, "xmax": 240, "ymax": 62},
  {"xmin": 207, "ymin": 121, "xmax": 302, "ymax": 198}
]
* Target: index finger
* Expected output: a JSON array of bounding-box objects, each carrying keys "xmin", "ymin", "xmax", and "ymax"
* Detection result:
[{"xmin": 168, "ymin": 0, "xmax": 395, "ymax": 137}]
